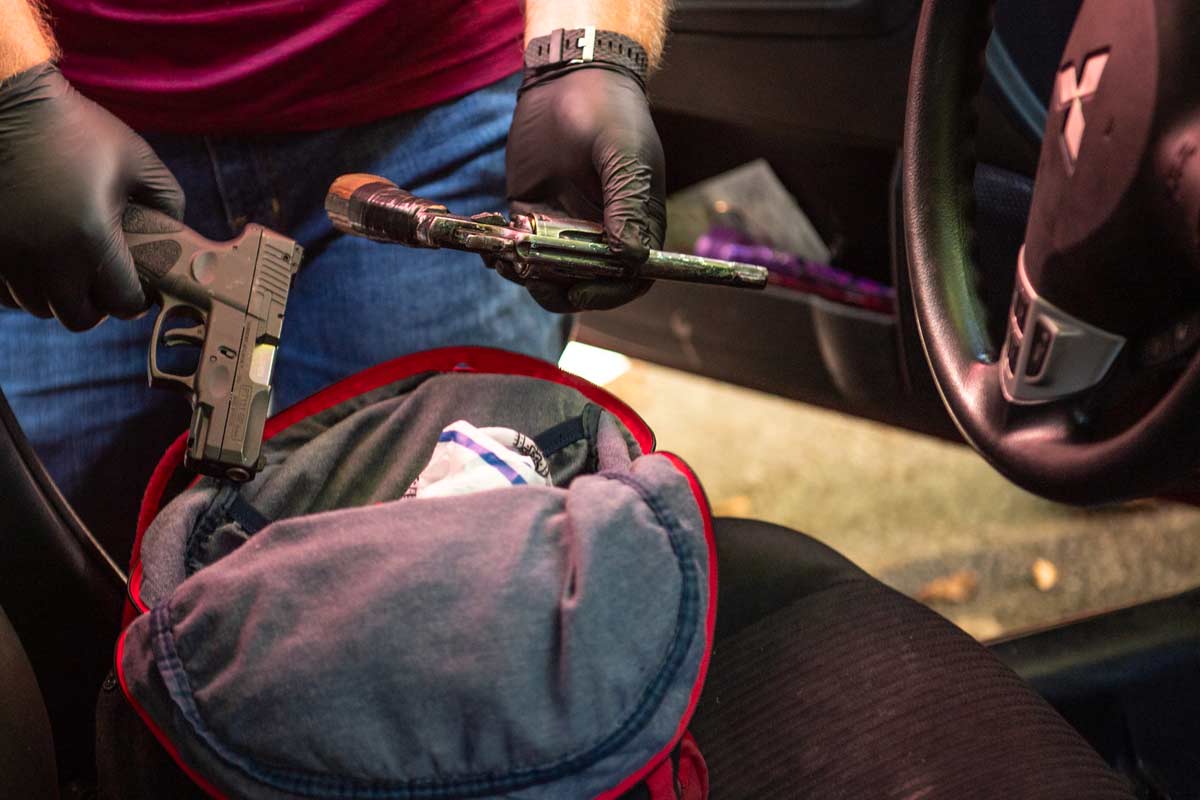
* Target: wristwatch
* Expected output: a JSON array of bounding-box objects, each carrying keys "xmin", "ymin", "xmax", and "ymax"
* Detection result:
[{"xmin": 523, "ymin": 27, "xmax": 650, "ymax": 84}]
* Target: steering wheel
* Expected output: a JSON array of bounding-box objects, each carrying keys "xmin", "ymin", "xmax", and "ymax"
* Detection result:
[{"xmin": 904, "ymin": 0, "xmax": 1200, "ymax": 504}]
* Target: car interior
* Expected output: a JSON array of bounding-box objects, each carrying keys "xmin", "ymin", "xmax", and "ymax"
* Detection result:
[
  {"xmin": 581, "ymin": 0, "xmax": 1070, "ymax": 441},
  {"xmin": 3, "ymin": 0, "xmax": 1200, "ymax": 797}
]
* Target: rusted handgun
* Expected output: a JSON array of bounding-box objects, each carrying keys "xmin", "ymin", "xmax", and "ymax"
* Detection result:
[
  {"xmin": 123, "ymin": 206, "xmax": 303, "ymax": 482},
  {"xmin": 325, "ymin": 174, "xmax": 768, "ymax": 290}
]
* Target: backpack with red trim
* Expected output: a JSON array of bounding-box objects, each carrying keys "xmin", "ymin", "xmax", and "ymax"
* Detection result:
[{"xmin": 98, "ymin": 347, "xmax": 714, "ymax": 800}]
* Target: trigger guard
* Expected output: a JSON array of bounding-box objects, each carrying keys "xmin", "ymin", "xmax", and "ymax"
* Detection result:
[{"xmin": 148, "ymin": 303, "xmax": 201, "ymax": 393}]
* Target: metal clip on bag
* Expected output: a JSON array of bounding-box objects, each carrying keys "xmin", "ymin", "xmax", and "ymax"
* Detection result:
[{"xmin": 107, "ymin": 348, "xmax": 716, "ymax": 800}]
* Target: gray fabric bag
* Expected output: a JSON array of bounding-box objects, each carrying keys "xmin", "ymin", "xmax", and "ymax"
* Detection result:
[{"xmin": 116, "ymin": 357, "xmax": 715, "ymax": 800}]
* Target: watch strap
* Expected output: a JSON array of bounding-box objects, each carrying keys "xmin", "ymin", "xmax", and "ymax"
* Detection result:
[{"xmin": 524, "ymin": 27, "xmax": 650, "ymax": 84}]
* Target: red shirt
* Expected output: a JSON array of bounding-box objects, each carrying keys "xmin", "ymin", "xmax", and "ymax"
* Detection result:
[{"xmin": 47, "ymin": 1, "xmax": 525, "ymax": 134}]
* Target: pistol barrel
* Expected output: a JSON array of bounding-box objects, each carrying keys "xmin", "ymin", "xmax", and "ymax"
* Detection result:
[{"xmin": 641, "ymin": 251, "xmax": 767, "ymax": 288}]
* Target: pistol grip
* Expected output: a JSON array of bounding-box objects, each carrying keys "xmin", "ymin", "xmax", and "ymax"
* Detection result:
[{"xmin": 123, "ymin": 205, "xmax": 190, "ymax": 291}]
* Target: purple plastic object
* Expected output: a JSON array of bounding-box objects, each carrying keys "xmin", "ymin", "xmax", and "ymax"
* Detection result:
[{"xmin": 695, "ymin": 226, "xmax": 896, "ymax": 314}]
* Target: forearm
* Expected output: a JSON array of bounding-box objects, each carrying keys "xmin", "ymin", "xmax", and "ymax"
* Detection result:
[
  {"xmin": 524, "ymin": 0, "xmax": 672, "ymax": 70},
  {"xmin": 0, "ymin": 0, "xmax": 56, "ymax": 79}
]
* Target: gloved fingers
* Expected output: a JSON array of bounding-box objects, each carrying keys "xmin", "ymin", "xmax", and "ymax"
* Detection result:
[
  {"xmin": 479, "ymin": 252, "xmax": 507, "ymax": 276},
  {"xmin": 524, "ymin": 277, "xmax": 653, "ymax": 313},
  {"xmin": 567, "ymin": 278, "xmax": 654, "ymax": 311},
  {"xmin": 89, "ymin": 218, "xmax": 150, "ymax": 320},
  {"xmin": 524, "ymin": 279, "xmax": 576, "ymax": 313},
  {"xmin": 126, "ymin": 137, "xmax": 186, "ymax": 220},
  {"xmin": 47, "ymin": 291, "xmax": 105, "ymax": 332},
  {"xmin": 40, "ymin": 229, "xmax": 114, "ymax": 330},
  {"xmin": 642, "ymin": 194, "xmax": 667, "ymax": 254},
  {"xmin": 3, "ymin": 273, "xmax": 52, "ymax": 319},
  {"xmin": 489, "ymin": 256, "xmax": 523, "ymax": 283},
  {"xmin": 0, "ymin": 283, "xmax": 18, "ymax": 310},
  {"xmin": 593, "ymin": 130, "xmax": 666, "ymax": 265}
]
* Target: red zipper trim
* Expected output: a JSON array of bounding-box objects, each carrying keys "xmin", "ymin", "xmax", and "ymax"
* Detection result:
[
  {"xmin": 593, "ymin": 452, "xmax": 717, "ymax": 800},
  {"xmin": 116, "ymin": 627, "xmax": 227, "ymax": 799}
]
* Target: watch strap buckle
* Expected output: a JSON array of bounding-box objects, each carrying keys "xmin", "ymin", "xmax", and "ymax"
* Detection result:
[{"xmin": 571, "ymin": 26, "xmax": 597, "ymax": 64}]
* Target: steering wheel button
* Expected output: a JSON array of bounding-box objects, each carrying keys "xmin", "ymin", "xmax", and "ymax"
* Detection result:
[
  {"xmin": 1025, "ymin": 321, "xmax": 1055, "ymax": 380},
  {"xmin": 1005, "ymin": 331, "xmax": 1021, "ymax": 375},
  {"xmin": 1008, "ymin": 316, "xmax": 1023, "ymax": 347},
  {"xmin": 1012, "ymin": 289, "xmax": 1030, "ymax": 332},
  {"xmin": 998, "ymin": 248, "xmax": 1125, "ymax": 404}
]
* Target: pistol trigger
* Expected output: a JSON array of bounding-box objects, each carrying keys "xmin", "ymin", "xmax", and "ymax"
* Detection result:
[
  {"xmin": 146, "ymin": 337, "xmax": 197, "ymax": 393},
  {"xmin": 163, "ymin": 323, "xmax": 207, "ymax": 348}
]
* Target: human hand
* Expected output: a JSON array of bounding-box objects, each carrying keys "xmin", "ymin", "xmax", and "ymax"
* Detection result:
[
  {"xmin": 0, "ymin": 63, "xmax": 185, "ymax": 330},
  {"xmin": 502, "ymin": 66, "xmax": 666, "ymax": 312}
]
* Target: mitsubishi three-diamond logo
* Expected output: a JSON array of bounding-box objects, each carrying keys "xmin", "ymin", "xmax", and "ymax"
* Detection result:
[{"xmin": 1055, "ymin": 50, "xmax": 1110, "ymax": 169}]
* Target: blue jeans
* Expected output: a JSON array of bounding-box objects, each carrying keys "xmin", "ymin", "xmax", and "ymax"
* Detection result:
[{"xmin": 0, "ymin": 72, "xmax": 566, "ymax": 556}]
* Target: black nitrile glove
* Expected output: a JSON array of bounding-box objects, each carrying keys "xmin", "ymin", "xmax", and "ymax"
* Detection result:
[
  {"xmin": 0, "ymin": 63, "xmax": 184, "ymax": 331},
  {"xmin": 503, "ymin": 65, "xmax": 666, "ymax": 312}
]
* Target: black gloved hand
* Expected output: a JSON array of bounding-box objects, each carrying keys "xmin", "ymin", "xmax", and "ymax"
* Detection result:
[
  {"xmin": 0, "ymin": 62, "xmax": 185, "ymax": 331},
  {"xmin": 503, "ymin": 65, "xmax": 666, "ymax": 312}
]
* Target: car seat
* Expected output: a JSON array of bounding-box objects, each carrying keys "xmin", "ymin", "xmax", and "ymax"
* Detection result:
[
  {"xmin": 0, "ymin": 386, "xmax": 125, "ymax": 794},
  {"xmin": 0, "ymin": 605, "xmax": 57, "ymax": 800}
]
